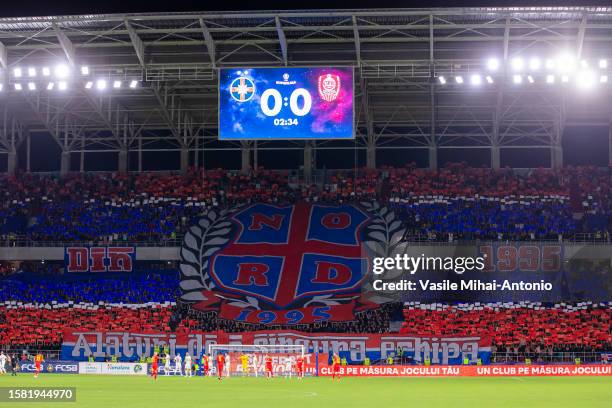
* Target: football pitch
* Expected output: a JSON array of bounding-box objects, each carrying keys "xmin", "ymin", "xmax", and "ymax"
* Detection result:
[{"xmin": 1, "ymin": 375, "xmax": 610, "ymax": 408}]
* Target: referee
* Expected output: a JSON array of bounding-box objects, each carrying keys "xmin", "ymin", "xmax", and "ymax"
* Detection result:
[{"xmin": 10, "ymin": 354, "xmax": 18, "ymax": 376}]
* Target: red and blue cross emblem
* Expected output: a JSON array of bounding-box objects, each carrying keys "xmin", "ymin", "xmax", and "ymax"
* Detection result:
[{"xmin": 209, "ymin": 203, "xmax": 370, "ymax": 308}]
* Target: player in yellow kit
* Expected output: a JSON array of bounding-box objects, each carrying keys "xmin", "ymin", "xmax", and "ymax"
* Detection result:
[{"xmin": 240, "ymin": 353, "xmax": 249, "ymax": 376}]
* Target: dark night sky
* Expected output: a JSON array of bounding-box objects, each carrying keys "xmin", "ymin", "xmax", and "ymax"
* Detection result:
[{"xmin": 2, "ymin": 1, "xmax": 612, "ymax": 18}]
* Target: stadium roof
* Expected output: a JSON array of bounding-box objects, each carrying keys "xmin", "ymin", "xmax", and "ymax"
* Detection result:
[{"xmin": 0, "ymin": 7, "xmax": 611, "ymax": 171}]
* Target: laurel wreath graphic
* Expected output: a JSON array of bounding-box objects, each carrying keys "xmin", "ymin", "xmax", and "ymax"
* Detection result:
[
  {"xmin": 359, "ymin": 201, "xmax": 407, "ymax": 304},
  {"xmin": 179, "ymin": 202, "xmax": 406, "ymax": 309},
  {"xmin": 360, "ymin": 201, "xmax": 405, "ymax": 257},
  {"xmin": 179, "ymin": 206, "xmax": 239, "ymax": 304}
]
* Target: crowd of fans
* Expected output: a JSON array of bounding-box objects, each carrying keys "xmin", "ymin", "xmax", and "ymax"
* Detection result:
[
  {"xmin": 0, "ymin": 305, "xmax": 174, "ymax": 350},
  {"xmin": 401, "ymin": 303, "xmax": 611, "ymax": 359},
  {"xmin": 0, "ymin": 270, "xmax": 179, "ymax": 304},
  {"xmin": 176, "ymin": 303, "xmax": 400, "ymax": 335},
  {"xmin": 0, "ymin": 304, "xmax": 399, "ymax": 349},
  {"xmin": 0, "ymin": 164, "xmax": 610, "ymax": 359},
  {"xmin": 0, "ymin": 164, "xmax": 610, "ymax": 243},
  {"xmin": 1, "ymin": 301, "xmax": 609, "ymax": 358}
]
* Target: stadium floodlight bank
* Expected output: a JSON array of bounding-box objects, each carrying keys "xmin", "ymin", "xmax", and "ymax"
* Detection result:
[{"xmin": 208, "ymin": 344, "xmax": 306, "ymax": 377}]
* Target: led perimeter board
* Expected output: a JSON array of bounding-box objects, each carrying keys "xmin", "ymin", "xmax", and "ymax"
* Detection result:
[{"xmin": 219, "ymin": 67, "xmax": 354, "ymax": 140}]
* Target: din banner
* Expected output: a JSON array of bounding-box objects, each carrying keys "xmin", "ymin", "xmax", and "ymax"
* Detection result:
[{"xmin": 64, "ymin": 247, "xmax": 135, "ymax": 273}]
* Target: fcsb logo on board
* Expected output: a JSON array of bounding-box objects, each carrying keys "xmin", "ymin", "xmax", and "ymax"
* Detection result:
[
  {"xmin": 65, "ymin": 247, "xmax": 135, "ymax": 273},
  {"xmin": 229, "ymin": 76, "xmax": 255, "ymax": 103}
]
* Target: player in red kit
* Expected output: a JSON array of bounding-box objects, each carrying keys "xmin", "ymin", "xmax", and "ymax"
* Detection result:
[
  {"xmin": 296, "ymin": 355, "xmax": 304, "ymax": 379},
  {"xmin": 34, "ymin": 353, "xmax": 44, "ymax": 378},
  {"xmin": 264, "ymin": 354, "xmax": 273, "ymax": 379},
  {"xmin": 151, "ymin": 352, "xmax": 159, "ymax": 380},
  {"xmin": 216, "ymin": 353, "xmax": 225, "ymax": 380},
  {"xmin": 331, "ymin": 353, "xmax": 341, "ymax": 381},
  {"xmin": 201, "ymin": 354, "xmax": 209, "ymax": 377}
]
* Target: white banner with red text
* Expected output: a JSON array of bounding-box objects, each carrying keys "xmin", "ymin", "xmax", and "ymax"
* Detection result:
[{"xmin": 61, "ymin": 330, "xmax": 491, "ymax": 365}]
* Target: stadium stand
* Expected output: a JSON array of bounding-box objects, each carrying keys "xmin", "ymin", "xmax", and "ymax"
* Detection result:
[
  {"xmin": 401, "ymin": 303, "xmax": 611, "ymax": 352},
  {"xmin": 0, "ymin": 165, "xmax": 610, "ymax": 362},
  {"xmin": 0, "ymin": 165, "xmax": 610, "ymax": 243}
]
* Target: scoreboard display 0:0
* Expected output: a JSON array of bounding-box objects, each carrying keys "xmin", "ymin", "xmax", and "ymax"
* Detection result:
[{"xmin": 218, "ymin": 67, "xmax": 354, "ymax": 140}]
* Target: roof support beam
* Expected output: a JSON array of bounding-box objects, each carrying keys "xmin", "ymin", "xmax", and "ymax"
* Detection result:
[
  {"xmin": 352, "ymin": 16, "xmax": 361, "ymax": 67},
  {"xmin": 0, "ymin": 41, "xmax": 7, "ymax": 69},
  {"xmin": 576, "ymin": 13, "xmax": 587, "ymax": 59},
  {"xmin": 199, "ymin": 19, "xmax": 216, "ymax": 68},
  {"xmin": 492, "ymin": 16, "xmax": 511, "ymax": 170},
  {"xmin": 52, "ymin": 23, "xmax": 76, "ymax": 67},
  {"xmin": 151, "ymin": 85, "xmax": 180, "ymax": 139},
  {"xmin": 275, "ymin": 16, "xmax": 288, "ymax": 66},
  {"xmin": 125, "ymin": 20, "xmax": 146, "ymax": 68},
  {"xmin": 503, "ymin": 17, "xmax": 511, "ymax": 60},
  {"xmin": 429, "ymin": 14, "xmax": 434, "ymax": 62}
]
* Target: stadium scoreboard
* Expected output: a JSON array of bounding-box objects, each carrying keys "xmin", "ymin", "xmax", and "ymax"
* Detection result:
[{"xmin": 219, "ymin": 67, "xmax": 354, "ymax": 140}]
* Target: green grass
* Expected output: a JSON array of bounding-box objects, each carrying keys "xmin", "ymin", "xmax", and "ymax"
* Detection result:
[{"xmin": 0, "ymin": 374, "xmax": 611, "ymax": 408}]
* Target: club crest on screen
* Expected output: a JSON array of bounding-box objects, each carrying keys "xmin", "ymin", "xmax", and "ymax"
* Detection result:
[
  {"xmin": 229, "ymin": 76, "xmax": 255, "ymax": 102},
  {"xmin": 318, "ymin": 74, "xmax": 341, "ymax": 102}
]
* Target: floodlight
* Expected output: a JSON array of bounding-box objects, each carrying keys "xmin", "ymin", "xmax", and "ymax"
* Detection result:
[
  {"xmin": 81, "ymin": 66, "xmax": 90, "ymax": 75},
  {"xmin": 42, "ymin": 67, "xmax": 51, "ymax": 77},
  {"xmin": 561, "ymin": 75, "xmax": 569, "ymax": 83},
  {"xmin": 0, "ymin": 84, "xmax": 3, "ymax": 92},
  {"xmin": 47, "ymin": 82, "xmax": 55, "ymax": 90},
  {"xmin": 27, "ymin": 82, "xmax": 36, "ymax": 91},
  {"xmin": 557, "ymin": 54, "xmax": 576, "ymax": 73},
  {"xmin": 546, "ymin": 74, "xmax": 555, "ymax": 84},
  {"xmin": 527, "ymin": 75, "xmax": 535, "ymax": 84},
  {"xmin": 28, "ymin": 67, "xmax": 37, "ymax": 77},
  {"xmin": 485, "ymin": 75, "xmax": 494, "ymax": 84},
  {"xmin": 600, "ymin": 75, "xmax": 608, "ymax": 83},
  {"xmin": 58, "ymin": 81, "xmax": 68, "ymax": 90},
  {"xmin": 487, "ymin": 58, "xmax": 499, "ymax": 71},
  {"xmin": 580, "ymin": 60, "xmax": 589, "ymax": 68},
  {"xmin": 14, "ymin": 83, "xmax": 22, "ymax": 91},
  {"xmin": 455, "ymin": 76, "xmax": 464, "ymax": 84},
  {"xmin": 13, "ymin": 68, "xmax": 22, "ymax": 78},
  {"xmin": 85, "ymin": 81, "xmax": 93, "ymax": 89},
  {"xmin": 96, "ymin": 79, "xmax": 107, "ymax": 90},
  {"xmin": 512, "ymin": 74, "xmax": 522, "ymax": 84},
  {"xmin": 55, "ymin": 64, "xmax": 70, "ymax": 78},
  {"xmin": 528, "ymin": 58, "xmax": 541, "ymax": 70},
  {"xmin": 545, "ymin": 59, "xmax": 555, "ymax": 70},
  {"xmin": 470, "ymin": 74, "xmax": 482, "ymax": 85},
  {"xmin": 599, "ymin": 59, "xmax": 607, "ymax": 69},
  {"xmin": 113, "ymin": 80, "xmax": 122, "ymax": 89},
  {"xmin": 438, "ymin": 76, "xmax": 446, "ymax": 84},
  {"xmin": 511, "ymin": 57, "xmax": 524, "ymax": 71},
  {"xmin": 129, "ymin": 80, "xmax": 139, "ymax": 89},
  {"xmin": 577, "ymin": 70, "xmax": 595, "ymax": 88}
]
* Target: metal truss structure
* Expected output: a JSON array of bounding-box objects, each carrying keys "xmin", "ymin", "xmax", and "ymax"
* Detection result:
[{"xmin": 1, "ymin": 7, "xmax": 612, "ymax": 174}]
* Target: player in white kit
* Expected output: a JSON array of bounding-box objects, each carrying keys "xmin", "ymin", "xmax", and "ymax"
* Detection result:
[
  {"xmin": 173, "ymin": 354, "xmax": 182, "ymax": 376},
  {"xmin": 284, "ymin": 356, "xmax": 294, "ymax": 378},
  {"xmin": 250, "ymin": 354, "xmax": 258, "ymax": 377},
  {"xmin": 164, "ymin": 354, "xmax": 171, "ymax": 376},
  {"xmin": 184, "ymin": 353, "xmax": 192, "ymax": 377},
  {"xmin": 0, "ymin": 352, "xmax": 7, "ymax": 374},
  {"xmin": 224, "ymin": 353, "xmax": 231, "ymax": 377}
]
